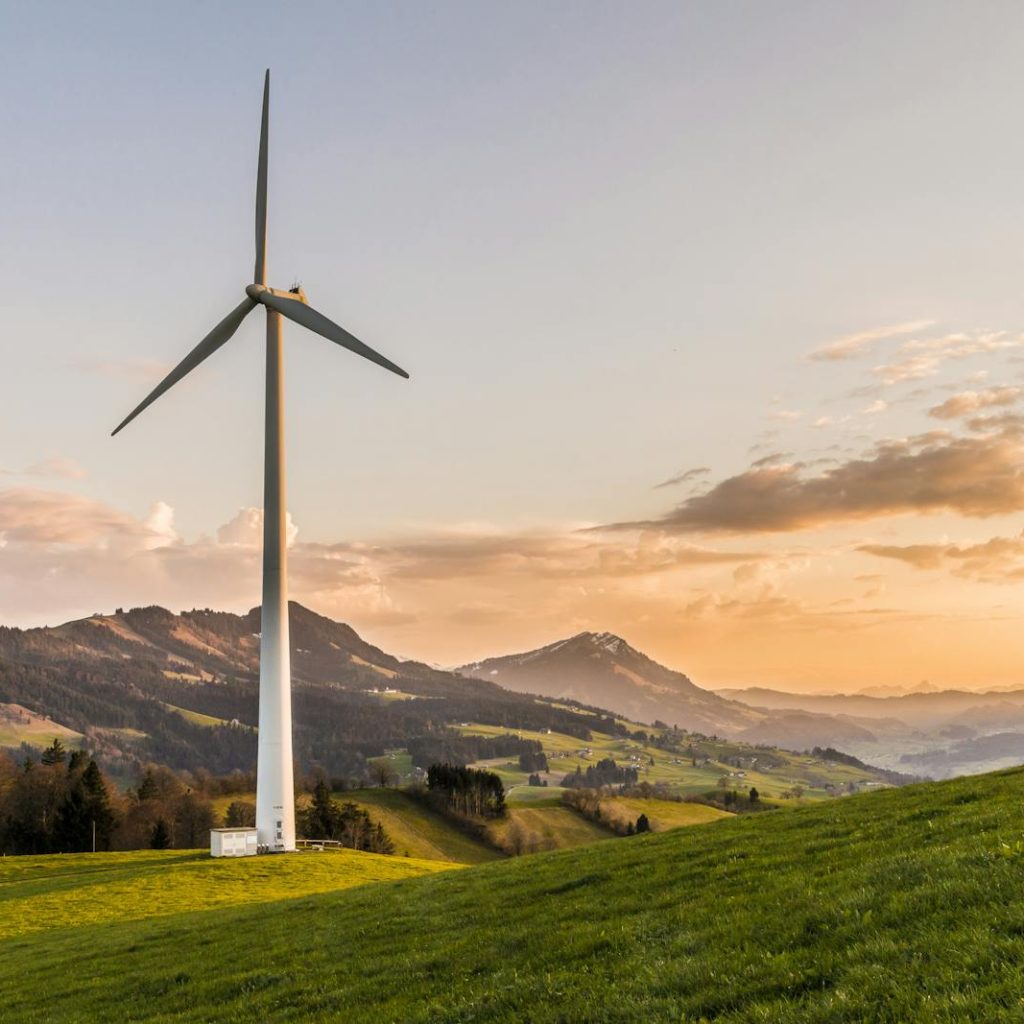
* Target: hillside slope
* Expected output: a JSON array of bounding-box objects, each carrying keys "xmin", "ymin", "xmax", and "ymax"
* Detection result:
[
  {"xmin": 0, "ymin": 604, "xmax": 620, "ymax": 777},
  {"xmin": 3, "ymin": 769, "xmax": 1023, "ymax": 1022}
]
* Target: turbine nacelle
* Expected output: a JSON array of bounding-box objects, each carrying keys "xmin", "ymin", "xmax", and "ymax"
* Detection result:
[{"xmin": 245, "ymin": 283, "xmax": 309, "ymax": 305}]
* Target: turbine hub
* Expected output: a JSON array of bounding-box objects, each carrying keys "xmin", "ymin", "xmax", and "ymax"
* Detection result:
[{"xmin": 247, "ymin": 283, "xmax": 309, "ymax": 305}]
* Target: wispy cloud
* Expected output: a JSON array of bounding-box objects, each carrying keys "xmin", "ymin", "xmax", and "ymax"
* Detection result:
[
  {"xmin": 928, "ymin": 386, "xmax": 1022, "ymax": 420},
  {"xmin": 808, "ymin": 320, "xmax": 936, "ymax": 362},
  {"xmin": 872, "ymin": 332, "xmax": 1023, "ymax": 386},
  {"xmin": 860, "ymin": 532, "xmax": 1024, "ymax": 583},
  {"xmin": 653, "ymin": 466, "xmax": 709, "ymax": 490},
  {"xmin": 0, "ymin": 457, "xmax": 87, "ymax": 481}
]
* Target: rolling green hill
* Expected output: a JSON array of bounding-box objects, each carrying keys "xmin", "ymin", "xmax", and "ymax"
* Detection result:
[
  {"xmin": 3, "ymin": 768, "xmax": 1022, "ymax": 1022},
  {"xmin": 344, "ymin": 789, "xmax": 502, "ymax": 864}
]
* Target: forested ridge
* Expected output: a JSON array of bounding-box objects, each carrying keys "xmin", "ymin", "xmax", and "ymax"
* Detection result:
[{"xmin": 0, "ymin": 603, "xmax": 622, "ymax": 778}]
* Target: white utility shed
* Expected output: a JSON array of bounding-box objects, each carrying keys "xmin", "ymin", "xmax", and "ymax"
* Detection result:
[{"xmin": 210, "ymin": 827, "xmax": 259, "ymax": 857}]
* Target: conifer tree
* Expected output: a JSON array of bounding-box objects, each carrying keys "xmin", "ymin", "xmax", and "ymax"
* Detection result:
[
  {"xmin": 41, "ymin": 739, "xmax": 66, "ymax": 766},
  {"xmin": 150, "ymin": 818, "xmax": 172, "ymax": 849},
  {"xmin": 82, "ymin": 759, "xmax": 116, "ymax": 850},
  {"xmin": 137, "ymin": 769, "xmax": 159, "ymax": 802},
  {"xmin": 303, "ymin": 776, "xmax": 340, "ymax": 840}
]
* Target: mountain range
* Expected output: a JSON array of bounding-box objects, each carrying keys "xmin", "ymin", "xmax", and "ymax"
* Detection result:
[
  {"xmin": 0, "ymin": 604, "xmax": 617, "ymax": 779},
  {"xmin": 461, "ymin": 633, "xmax": 1024, "ymax": 778},
  {"xmin": 3, "ymin": 605, "xmax": 1022, "ymax": 780},
  {"xmin": 457, "ymin": 631, "xmax": 887, "ymax": 750}
]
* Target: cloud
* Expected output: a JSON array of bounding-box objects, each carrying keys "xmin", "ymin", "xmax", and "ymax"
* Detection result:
[
  {"xmin": 928, "ymin": 387, "xmax": 1022, "ymax": 420},
  {"xmin": 808, "ymin": 320, "xmax": 936, "ymax": 362},
  {"xmin": 750, "ymin": 452, "xmax": 794, "ymax": 468},
  {"xmin": 0, "ymin": 489, "xmax": 156, "ymax": 547},
  {"xmin": 217, "ymin": 507, "xmax": 298, "ymax": 548},
  {"xmin": 0, "ymin": 457, "xmax": 87, "ymax": 481},
  {"xmin": 872, "ymin": 332, "xmax": 1023, "ymax": 386},
  {"xmin": 859, "ymin": 532, "xmax": 1024, "ymax": 583},
  {"xmin": 366, "ymin": 530, "xmax": 765, "ymax": 582},
  {"xmin": 965, "ymin": 412, "xmax": 1024, "ymax": 436},
  {"xmin": 611, "ymin": 427, "xmax": 1024, "ymax": 534},
  {"xmin": 654, "ymin": 466, "xmax": 709, "ymax": 490},
  {"xmin": 863, "ymin": 400, "xmax": 888, "ymax": 415},
  {"xmin": 142, "ymin": 501, "xmax": 179, "ymax": 550},
  {"xmin": 0, "ymin": 488, "xmax": 770, "ymax": 642}
]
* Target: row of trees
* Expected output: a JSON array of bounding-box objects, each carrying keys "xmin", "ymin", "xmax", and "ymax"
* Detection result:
[
  {"xmin": 0, "ymin": 741, "xmax": 218, "ymax": 854},
  {"xmin": 408, "ymin": 734, "xmax": 545, "ymax": 770},
  {"xmin": 561, "ymin": 758, "xmax": 639, "ymax": 789},
  {"xmin": 299, "ymin": 777, "xmax": 395, "ymax": 853},
  {"xmin": 0, "ymin": 741, "xmax": 399, "ymax": 855},
  {"xmin": 425, "ymin": 764, "xmax": 506, "ymax": 819},
  {"xmin": 695, "ymin": 786, "xmax": 769, "ymax": 813},
  {"xmin": 518, "ymin": 750, "xmax": 549, "ymax": 773}
]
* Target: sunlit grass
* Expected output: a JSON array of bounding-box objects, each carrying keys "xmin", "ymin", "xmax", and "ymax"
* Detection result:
[{"xmin": 0, "ymin": 848, "xmax": 457, "ymax": 941}]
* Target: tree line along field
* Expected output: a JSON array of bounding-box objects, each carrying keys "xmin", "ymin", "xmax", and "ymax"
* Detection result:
[{"xmin": 3, "ymin": 767, "xmax": 1023, "ymax": 1023}]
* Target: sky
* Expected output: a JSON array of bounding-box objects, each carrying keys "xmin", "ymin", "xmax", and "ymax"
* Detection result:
[{"xmin": 3, "ymin": 1, "xmax": 1024, "ymax": 691}]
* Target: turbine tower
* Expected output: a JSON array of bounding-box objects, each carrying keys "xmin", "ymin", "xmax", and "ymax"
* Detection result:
[{"xmin": 112, "ymin": 72, "xmax": 408, "ymax": 853}]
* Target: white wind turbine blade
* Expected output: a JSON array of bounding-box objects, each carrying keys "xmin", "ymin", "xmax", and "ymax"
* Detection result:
[
  {"xmin": 111, "ymin": 298, "xmax": 257, "ymax": 435},
  {"xmin": 257, "ymin": 290, "xmax": 410, "ymax": 379},
  {"xmin": 254, "ymin": 70, "xmax": 270, "ymax": 286}
]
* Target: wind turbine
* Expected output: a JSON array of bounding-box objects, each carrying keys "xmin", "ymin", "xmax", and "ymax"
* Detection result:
[{"xmin": 112, "ymin": 71, "xmax": 409, "ymax": 853}]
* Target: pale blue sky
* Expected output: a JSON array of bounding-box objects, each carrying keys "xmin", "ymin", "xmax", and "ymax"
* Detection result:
[
  {"xmin": 2, "ymin": 0, "xmax": 1020, "ymax": 536},
  {"xmin": 4, "ymin": 2, "xmax": 1024, "ymax": 682}
]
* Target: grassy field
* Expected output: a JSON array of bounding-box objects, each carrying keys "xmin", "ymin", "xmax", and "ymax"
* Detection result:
[
  {"xmin": 345, "ymin": 789, "xmax": 502, "ymax": 864},
  {"xmin": 0, "ymin": 848, "xmax": 456, "ymax": 942},
  {"xmin": 3, "ymin": 768, "xmax": 1024, "ymax": 1021},
  {"xmin": 457, "ymin": 720, "xmax": 888, "ymax": 802},
  {"xmin": 161, "ymin": 703, "xmax": 231, "ymax": 728},
  {"xmin": 0, "ymin": 703, "xmax": 83, "ymax": 749},
  {"xmin": 601, "ymin": 796, "xmax": 732, "ymax": 831},
  {"xmin": 349, "ymin": 654, "xmax": 398, "ymax": 679},
  {"xmin": 489, "ymin": 804, "xmax": 615, "ymax": 851}
]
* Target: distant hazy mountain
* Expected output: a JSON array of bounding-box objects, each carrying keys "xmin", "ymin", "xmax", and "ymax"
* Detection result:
[
  {"xmin": 714, "ymin": 685, "xmax": 1024, "ymax": 730},
  {"xmin": 854, "ymin": 680, "xmax": 941, "ymax": 698},
  {"xmin": 715, "ymin": 684, "xmax": 1024, "ymax": 777},
  {"xmin": 458, "ymin": 632, "xmax": 875, "ymax": 750}
]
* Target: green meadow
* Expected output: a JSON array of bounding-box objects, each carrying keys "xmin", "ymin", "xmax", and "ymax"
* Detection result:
[
  {"xmin": 0, "ymin": 848, "xmax": 455, "ymax": 942},
  {"xmin": 3, "ymin": 768, "xmax": 1024, "ymax": 1022},
  {"xmin": 456, "ymin": 720, "xmax": 888, "ymax": 801}
]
